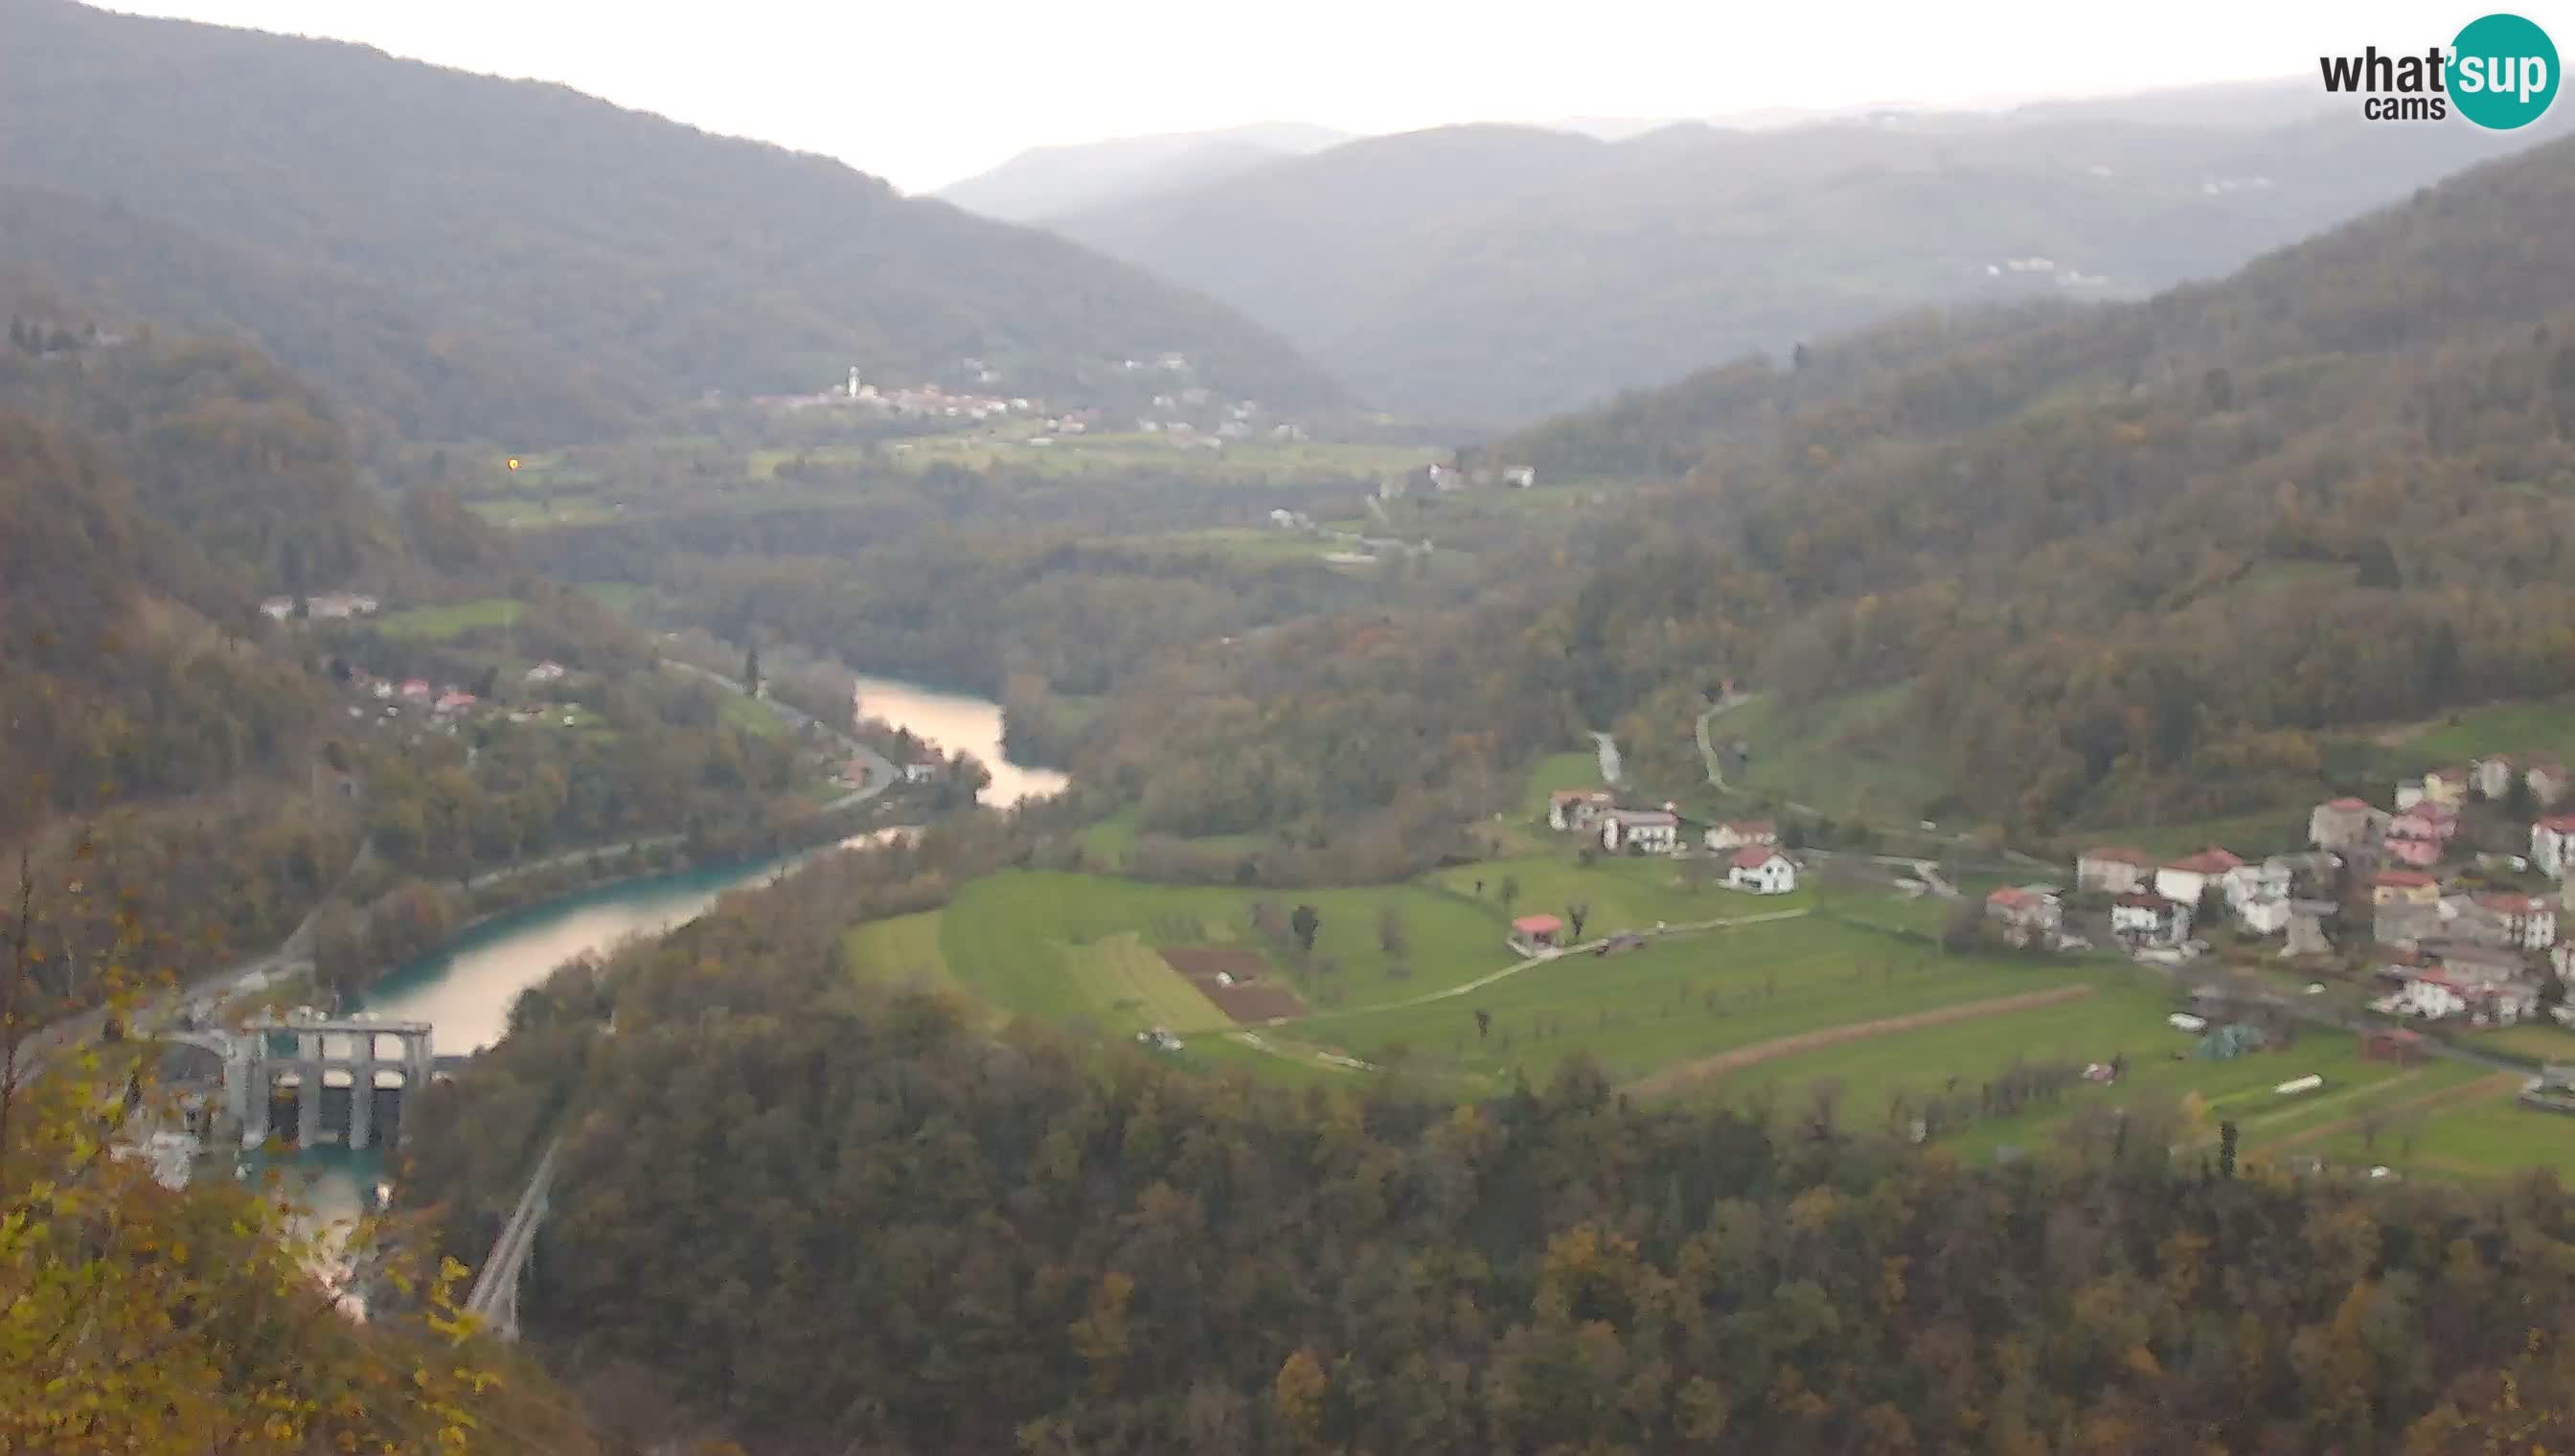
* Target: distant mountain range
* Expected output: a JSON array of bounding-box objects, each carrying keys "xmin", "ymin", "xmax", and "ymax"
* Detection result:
[
  {"xmin": 934, "ymin": 122, "xmax": 1355, "ymax": 223},
  {"xmin": 1028, "ymin": 84, "xmax": 2556, "ymax": 423},
  {"xmin": 0, "ymin": 0, "xmax": 1343, "ymax": 447}
]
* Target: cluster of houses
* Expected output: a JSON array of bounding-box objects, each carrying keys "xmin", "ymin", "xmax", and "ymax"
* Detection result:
[
  {"xmin": 333, "ymin": 660, "xmax": 581, "ymax": 733},
  {"xmin": 1544, "ymin": 791, "xmax": 1799, "ymax": 896},
  {"xmin": 2039, "ymin": 754, "xmax": 2575, "ymax": 1027},
  {"xmin": 260, "ymin": 591, "xmax": 379, "ymax": 622}
]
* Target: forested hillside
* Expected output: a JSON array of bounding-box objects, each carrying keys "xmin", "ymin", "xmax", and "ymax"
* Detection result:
[
  {"xmin": 1075, "ymin": 132, "xmax": 2575, "ymax": 845},
  {"xmin": 409, "ymin": 842, "xmax": 2575, "ymax": 1455},
  {"xmin": 1517, "ymin": 132, "xmax": 2575, "ymax": 833},
  {"xmin": 0, "ymin": 0, "xmax": 1342, "ymax": 445},
  {"xmin": 1052, "ymin": 105, "xmax": 2555, "ymax": 422}
]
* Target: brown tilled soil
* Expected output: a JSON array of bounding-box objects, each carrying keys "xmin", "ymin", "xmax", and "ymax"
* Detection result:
[
  {"xmin": 1625, "ymin": 984, "xmax": 2098, "ymax": 1099},
  {"xmin": 1161, "ymin": 945, "xmax": 1306, "ymax": 1022}
]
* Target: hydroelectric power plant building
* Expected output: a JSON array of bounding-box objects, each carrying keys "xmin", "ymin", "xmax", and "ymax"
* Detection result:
[{"xmin": 222, "ymin": 1011, "xmax": 437, "ymax": 1150}]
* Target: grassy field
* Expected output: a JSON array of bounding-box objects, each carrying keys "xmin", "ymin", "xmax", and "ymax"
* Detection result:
[
  {"xmin": 2397, "ymin": 696, "xmax": 2575, "ymax": 765},
  {"xmin": 1298, "ymin": 915, "xmax": 2054, "ymax": 1087},
  {"xmin": 2304, "ymin": 1074, "xmax": 2575, "ymax": 1179},
  {"xmin": 1424, "ymin": 853, "xmax": 1805, "ymax": 938},
  {"xmin": 842, "ymin": 912, "xmax": 966, "ymax": 999},
  {"xmin": 1699, "ymin": 687, "xmax": 1953, "ymax": 827},
  {"xmin": 716, "ymin": 691, "xmax": 789, "ymax": 739},
  {"xmin": 2091, "ymin": 809, "xmax": 2313, "ymax": 861},
  {"xmin": 578, "ymin": 582, "xmax": 647, "ymax": 617},
  {"xmin": 2476, "ymin": 1023, "xmax": 2575, "ymax": 1064},
  {"xmin": 832, "ymin": 857, "xmax": 2575, "ymax": 1178},
  {"xmin": 934, "ymin": 871, "xmax": 1521, "ymax": 1035},
  {"xmin": 374, "ymin": 598, "xmax": 524, "ymax": 640},
  {"xmin": 880, "ymin": 431, "xmax": 1434, "ymax": 484}
]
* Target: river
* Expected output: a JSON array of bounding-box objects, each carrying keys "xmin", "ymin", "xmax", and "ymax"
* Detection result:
[
  {"xmin": 852, "ymin": 671, "xmax": 1068, "ymax": 807},
  {"xmin": 280, "ymin": 671, "xmax": 1062, "ymax": 1229}
]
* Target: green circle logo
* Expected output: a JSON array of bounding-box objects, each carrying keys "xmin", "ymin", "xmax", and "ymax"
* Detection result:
[{"xmin": 2451, "ymin": 12, "xmax": 2559, "ymax": 129}]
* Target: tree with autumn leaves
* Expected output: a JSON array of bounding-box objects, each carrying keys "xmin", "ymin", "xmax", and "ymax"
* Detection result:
[{"xmin": 0, "ymin": 846, "xmax": 594, "ymax": 1453}]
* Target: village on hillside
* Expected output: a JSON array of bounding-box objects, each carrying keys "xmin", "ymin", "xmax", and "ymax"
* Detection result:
[{"xmin": 1541, "ymin": 748, "xmax": 2575, "ymax": 1084}]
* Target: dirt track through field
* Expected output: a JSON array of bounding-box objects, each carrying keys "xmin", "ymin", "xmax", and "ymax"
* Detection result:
[{"xmin": 1624, "ymin": 983, "xmax": 2098, "ymax": 1099}]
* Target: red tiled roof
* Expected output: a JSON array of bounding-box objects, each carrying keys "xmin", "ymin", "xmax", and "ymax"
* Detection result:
[
  {"xmin": 2323, "ymin": 797, "xmax": 2370, "ymax": 811},
  {"xmin": 2538, "ymin": 814, "xmax": 2575, "ymax": 833},
  {"xmin": 1731, "ymin": 846, "xmax": 1786, "ymax": 870},
  {"xmin": 2164, "ymin": 848, "xmax": 2244, "ymax": 874},
  {"xmin": 2376, "ymin": 870, "xmax": 2435, "ymax": 888},
  {"xmin": 1988, "ymin": 887, "xmax": 2048, "ymax": 911},
  {"xmin": 1512, "ymin": 914, "xmax": 1563, "ymax": 935}
]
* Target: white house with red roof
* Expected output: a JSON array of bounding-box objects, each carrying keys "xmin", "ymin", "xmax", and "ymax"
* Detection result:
[
  {"xmin": 1726, "ymin": 846, "xmax": 1797, "ymax": 895},
  {"xmin": 2528, "ymin": 761, "xmax": 2569, "ymax": 807},
  {"xmin": 397, "ymin": 679, "xmax": 432, "ymax": 701},
  {"xmin": 1985, "ymin": 886, "xmax": 2062, "ymax": 945},
  {"xmin": 2154, "ymin": 849, "xmax": 2243, "ymax": 908},
  {"xmin": 2533, "ymin": 814, "xmax": 2575, "ymax": 878},
  {"xmin": 2111, "ymin": 890, "xmax": 2191, "ymax": 947},
  {"xmin": 2308, "ymin": 797, "xmax": 2385, "ymax": 853}
]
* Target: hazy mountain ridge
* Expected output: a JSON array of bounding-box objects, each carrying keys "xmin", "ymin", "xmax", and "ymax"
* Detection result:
[
  {"xmin": 935, "ymin": 121, "xmax": 1353, "ymax": 221},
  {"xmin": 0, "ymin": 0, "xmax": 1344, "ymax": 445},
  {"xmin": 1048, "ymin": 95, "xmax": 2554, "ymax": 423}
]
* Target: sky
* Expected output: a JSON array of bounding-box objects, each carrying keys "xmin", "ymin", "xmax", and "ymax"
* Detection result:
[{"xmin": 101, "ymin": 0, "xmax": 2558, "ymax": 193}]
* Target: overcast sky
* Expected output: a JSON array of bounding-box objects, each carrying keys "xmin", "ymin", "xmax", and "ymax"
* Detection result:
[{"xmin": 102, "ymin": 1, "xmax": 2543, "ymax": 193}]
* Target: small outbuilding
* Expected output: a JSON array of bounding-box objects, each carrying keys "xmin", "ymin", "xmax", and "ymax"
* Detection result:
[{"xmin": 1512, "ymin": 914, "xmax": 1565, "ymax": 949}]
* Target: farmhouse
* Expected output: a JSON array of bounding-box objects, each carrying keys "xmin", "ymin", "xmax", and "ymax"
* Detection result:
[
  {"xmin": 259, "ymin": 596, "xmax": 295, "ymax": 621},
  {"xmin": 2530, "ymin": 761, "xmax": 2570, "ymax": 807},
  {"xmin": 902, "ymin": 762, "xmax": 939, "ymax": 784},
  {"xmin": 1601, "ymin": 808, "xmax": 1679, "ymax": 854},
  {"xmin": 2308, "ymin": 798, "xmax": 2385, "ymax": 853},
  {"xmin": 2474, "ymin": 755, "xmax": 2518, "ymax": 801},
  {"xmin": 398, "ymin": 679, "xmax": 431, "ymax": 702},
  {"xmin": 2477, "ymin": 893, "xmax": 2559, "ymax": 950},
  {"xmin": 525, "ymin": 660, "xmax": 568, "ymax": 683},
  {"xmin": 1548, "ymin": 789, "xmax": 1616, "ymax": 831},
  {"xmin": 2155, "ymin": 849, "xmax": 2243, "ymax": 909},
  {"xmin": 1704, "ymin": 819, "xmax": 1780, "ymax": 853},
  {"xmin": 2111, "ymin": 891, "xmax": 2191, "ymax": 948},
  {"xmin": 1985, "ymin": 886, "xmax": 2062, "ymax": 946},
  {"xmin": 1727, "ymin": 846, "xmax": 1798, "ymax": 895},
  {"xmin": 2073, "ymin": 846, "xmax": 2153, "ymax": 895},
  {"xmin": 2533, "ymin": 814, "xmax": 2575, "ymax": 878},
  {"xmin": 1511, "ymin": 914, "xmax": 1564, "ymax": 950},
  {"xmin": 2395, "ymin": 779, "xmax": 2427, "ymax": 810}
]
